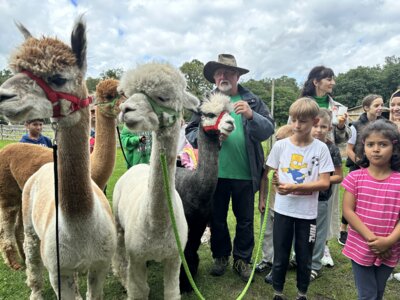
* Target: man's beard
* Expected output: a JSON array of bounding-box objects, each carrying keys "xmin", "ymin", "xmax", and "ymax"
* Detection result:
[{"xmin": 217, "ymin": 80, "xmax": 233, "ymax": 94}]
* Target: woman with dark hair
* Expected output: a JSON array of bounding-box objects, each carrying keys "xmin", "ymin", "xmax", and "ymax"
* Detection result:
[{"xmin": 300, "ymin": 66, "xmax": 350, "ymax": 144}]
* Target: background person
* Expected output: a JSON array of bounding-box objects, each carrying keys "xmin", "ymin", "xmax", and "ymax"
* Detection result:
[
  {"xmin": 120, "ymin": 125, "xmax": 152, "ymax": 169},
  {"xmin": 19, "ymin": 119, "xmax": 52, "ymax": 148}
]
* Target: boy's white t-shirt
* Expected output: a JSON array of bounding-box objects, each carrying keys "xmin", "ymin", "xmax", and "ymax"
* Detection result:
[{"xmin": 266, "ymin": 137, "xmax": 334, "ymax": 219}]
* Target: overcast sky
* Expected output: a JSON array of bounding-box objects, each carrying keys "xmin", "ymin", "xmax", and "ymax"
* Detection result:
[{"xmin": 1, "ymin": 0, "xmax": 400, "ymax": 84}]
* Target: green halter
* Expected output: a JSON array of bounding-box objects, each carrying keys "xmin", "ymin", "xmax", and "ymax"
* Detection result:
[
  {"xmin": 141, "ymin": 92, "xmax": 181, "ymax": 128},
  {"xmin": 96, "ymin": 96, "xmax": 122, "ymax": 118}
]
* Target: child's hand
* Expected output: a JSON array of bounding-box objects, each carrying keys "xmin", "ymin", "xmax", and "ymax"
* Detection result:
[
  {"xmin": 367, "ymin": 236, "xmax": 392, "ymax": 254},
  {"xmin": 272, "ymin": 171, "xmax": 279, "ymax": 186},
  {"xmin": 337, "ymin": 113, "xmax": 347, "ymax": 129},
  {"xmin": 377, "ymin": 249, "xmax": 392, "ymax": 260},
  {"xmin": 276, "ymin": 183, "xmax": 294, "ymax": 195},
  {"xmin": 258, "ymin": 197, "xmax": 266, "ymax": 213}
]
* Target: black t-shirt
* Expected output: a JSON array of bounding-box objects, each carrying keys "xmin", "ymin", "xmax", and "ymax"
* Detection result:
[{"xmin": 319, "ymin": 142, "xmax": 342, "ymax": 201}]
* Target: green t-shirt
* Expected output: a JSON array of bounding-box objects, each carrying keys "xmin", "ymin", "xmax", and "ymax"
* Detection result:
[
  {"xmin": 218, "ymin": 95, "xmax": 252, "ymax": 180},
  {"xmin": 314, "ymin": 95, "xmax": 329, "ymax": 108}
]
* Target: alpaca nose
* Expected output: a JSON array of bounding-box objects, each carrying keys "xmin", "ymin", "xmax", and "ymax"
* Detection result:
[
  {"xmin": 120, "ymin": 103, "xmax": 136, "ymax": 114},
  {"xmin": 0, "ymin": 92, "xmax": 17, "ymax": 103}
]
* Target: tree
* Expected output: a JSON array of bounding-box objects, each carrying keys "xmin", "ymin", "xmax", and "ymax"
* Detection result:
[
  {"xmin": 100, "ymin": 68, "xmax": 124, "ymax": 80},
  {"xmin": 86, "ymin": 77, "xmax": 101, "ymax": 94},
  {"xmin": 0, "ymin": 69, "xmax": 12, "ymax": 85},
  {"xmin": 180, "ymin": 59, "xmax": 212, "ymax": 99}
]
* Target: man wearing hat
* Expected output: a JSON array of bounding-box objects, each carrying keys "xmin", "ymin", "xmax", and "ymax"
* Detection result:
[{"xmin": 186, "ymin": 54, "xmax": 274, "ymax": 282}]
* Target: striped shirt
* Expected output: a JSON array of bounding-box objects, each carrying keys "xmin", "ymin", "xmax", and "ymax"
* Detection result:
[{"xmin": 342, "ymin": 168, "xmax": 400, "ymax": 267}]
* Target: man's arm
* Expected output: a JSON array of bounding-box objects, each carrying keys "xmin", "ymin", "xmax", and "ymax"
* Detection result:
[{"xmin": 184, "ymin": 112, "xmax": 201, "ymax": 148}]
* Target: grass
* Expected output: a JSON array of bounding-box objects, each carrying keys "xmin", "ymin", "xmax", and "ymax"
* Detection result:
[{"xmin": 0, "ymin": 139, "xmax": 399, "ymax": 299}]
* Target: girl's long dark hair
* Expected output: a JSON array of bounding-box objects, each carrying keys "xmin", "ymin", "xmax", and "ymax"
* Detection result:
[
  {"xmin": 301, "ymin": 66, "xmax": 335, "ymax": 97},
  {"xmin": 355, "ymin": 119, "xmax": 400, "ymax": 171}
]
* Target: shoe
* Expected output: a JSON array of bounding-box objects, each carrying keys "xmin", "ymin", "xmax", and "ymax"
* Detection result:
[
  {"xmin": 387, "ymin": 273, "xmax": 394, "ymax": 281},
  {"xmin": 394, "ymin": 273, "xmax": 400, "ymax": 281},
  {"xmin": 321, "ymin": 245, "xmax": 334, "ymax": 267},
  {"xmin": 338, "ymin": 231, "xmax": 348, "ymax": 246},
  {"xmin": 200, "ymin": 227, "xmax": 211, "ymax": 244},
  {"xmin": 233, "ymin": 259, "xmax": 252, "ymax": 282},
  {"xmin": 264, "ymin": 270, "xmax": 273, "ymax": 284},
  {"xmin": 295, "ymin": 296, "xmax": 308, "ymax": 300},
  {"xmin": 210, "ymin": 256, "xmax": 229, "ymax": 276},
  {"xmin": 310, "ymin": 269, "xmax": 320, "ymax": 281},
  {"xmin": 255, "ymin": 260, "xmax": 272, "ymax": 273},
  {"xmin": 287, "ymin": 259, "xmax": 297, "ymax": 270}
]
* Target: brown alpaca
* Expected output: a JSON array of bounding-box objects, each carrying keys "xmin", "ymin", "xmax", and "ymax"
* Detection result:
[
  {"xmin": 0, "ymin": 79, "xmax": 121, "ymax": 271},
  {"xmin": 0, "ymin": 17, "xmax": 116, "ymax": 299}
]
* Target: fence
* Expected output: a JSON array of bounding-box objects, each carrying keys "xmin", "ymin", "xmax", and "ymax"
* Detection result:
[{"xmin": 0, "ymin": 124, "xmax": 54, "ymax": 141}]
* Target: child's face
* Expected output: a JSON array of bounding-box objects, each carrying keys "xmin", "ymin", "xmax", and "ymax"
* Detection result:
[
  {"xmin": 290, "ymin": 116, "xmax": 318, "ymax": 138},
  {"xmin": 364, "ymin": 132, "xmax": 393, "ymax": 168},
  {"xmin": 312, "ymin": 117, "xmax": 331, "ymax": 142},
  {"xmin": 27, "ymin": 121, "xmax": 43, "ymax": 136},
  {"xmin": 365, "ymin": 97, "xmax": 384, "ymax": 118}
]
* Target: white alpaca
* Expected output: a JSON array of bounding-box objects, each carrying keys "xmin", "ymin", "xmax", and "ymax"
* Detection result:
[
  {"xmin": 0, "ymin": 17, "xmax": 116, "ymax": 299},
  {"xmin": 113, "ymin": 63, "xmax": 199, "ymax": 299}
]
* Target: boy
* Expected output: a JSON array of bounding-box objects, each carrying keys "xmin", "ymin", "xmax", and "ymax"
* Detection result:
[
  {"xmin": 266, "ymin": 98, "xmax": 334, "ymax": 300},
  {"xmin": 310, "ymin": 109, "xmax": 343, "ymax": 281},
  {"xmin": 19, "ymin": 119, "xmax": 52, "ymax": 148}
]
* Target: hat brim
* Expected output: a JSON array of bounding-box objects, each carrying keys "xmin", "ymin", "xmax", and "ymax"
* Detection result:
[{"xmin": 203, "ymin": 61, "xmax": 249, "ymax": 84}]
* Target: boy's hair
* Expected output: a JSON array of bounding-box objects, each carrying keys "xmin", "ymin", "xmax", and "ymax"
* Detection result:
[
  {"xmin": 355, "ymin": 119, "xmax": 400, "ymax": 171},
  {"xmin": 275, "ymin": 124, "xmax": 293, "ymax": 140},
  {"xmin": 317, "ymin": 108, "xmax": 332, "ymax": 124},
  {"xmin": 25, "ymin": 119, "xmax": 45, "ymax": 125},
  {"xmin": 362, "ymin": 94, "xmax": 382, "ymax": 111},
  {"xmin": 289, "ymin": 97, "xmax": 320, "ymax": 120}
]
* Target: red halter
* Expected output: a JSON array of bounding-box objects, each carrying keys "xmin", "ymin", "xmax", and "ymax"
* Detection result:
[
  {"xmin": 21, "ymin": 70, "xmax": 92, "ymax": 118},
  {"xmin": 202, "ymin": 111, "xmax": 227, "ymax": 133}
]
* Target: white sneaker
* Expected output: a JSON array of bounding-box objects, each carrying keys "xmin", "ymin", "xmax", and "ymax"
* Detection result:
[
  {"xmin": 321, "ymin": 245, "xmax": 334, "ymax": 267},
  {"xmin": 394, "ymin": 273, "xmax": 400, "ymax": 281},
  {"xmin": 387, "ymin": 273, "xmax": 394, "ymax": 281},
  {"xmin": 201, "ymin": 227, "xmax": 211, "ymax": 244}
]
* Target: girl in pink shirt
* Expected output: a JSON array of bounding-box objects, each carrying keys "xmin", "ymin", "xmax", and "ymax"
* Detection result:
[{"xmin": 342, "ymin": 119, "xmax": 400, "ymax": 300}]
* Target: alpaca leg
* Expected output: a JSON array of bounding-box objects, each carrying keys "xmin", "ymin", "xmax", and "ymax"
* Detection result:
[
  {"xmin": 163, "ymin": 257, "xmax": 182, "ymax": 300},
  {"xmin": 86, "ymin": 262, "xmax": 109, "ymax": 300},
  {"xmin": 48, "ymin": 272, "xmax": 76, "ymax": 300},
  {"xmin": 15, "ymin": 207, "xmax": 26, "ymax": 261},
  {"xmin": 0, "ymin": 203, "xmax": 23, "ymax": 269},
  {"xmin": 23, "ymin": 230, "xmax": 44, "ymax": 300},
  {"xmin": 73, "ymin": 273, "xmax": 83, "ymax": 300},
  {"xmin": 126, "ymin": 257, "xmax": 149, "ymax": 300},
  {"xmin": 112, "ymin": 223, "xmax": 128, "ymax": 289}
]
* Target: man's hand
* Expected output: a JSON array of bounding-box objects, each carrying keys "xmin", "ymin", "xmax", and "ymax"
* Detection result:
[{"xmin": 234, "ymin": 100, "xmax": 253, "ymax": 120}]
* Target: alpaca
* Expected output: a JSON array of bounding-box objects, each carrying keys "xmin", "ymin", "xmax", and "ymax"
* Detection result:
[
  {"xmin": 0, "ymin": 17, "xmax": 116, "ymax": 299},
  {"xmin": 113, "ymin": 62, "xmax": 199, "ymax": 299},
  {"xmin": 175, "ymin": 93, "xmax": 235, "ymax": 293},
  {"xmin": 0, "ymin": 79, "xmax": 122, "ymax": 271}
]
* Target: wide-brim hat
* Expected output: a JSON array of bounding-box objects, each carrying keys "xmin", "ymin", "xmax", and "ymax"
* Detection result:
[{"xmin": 203, "ymin": 54, "xmax": 249, "ymax": 83}]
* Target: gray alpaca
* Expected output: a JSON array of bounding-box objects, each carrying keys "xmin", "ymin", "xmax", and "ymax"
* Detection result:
[{"xmin": 175, "ymin": 93, "xmax": 234, "ymax": 293}]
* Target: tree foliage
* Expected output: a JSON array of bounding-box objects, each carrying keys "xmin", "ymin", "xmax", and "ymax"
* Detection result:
[
  {"xmin": 179, "ymin": 59, "xmax": 212, "ymax": 99},
  {"xmin": 0, "ymin": 69, "xmax": 12, "ymax": 86},
  {"xmin": 100, "ymin": 68, "xmax": 124, "ymax": 80}
]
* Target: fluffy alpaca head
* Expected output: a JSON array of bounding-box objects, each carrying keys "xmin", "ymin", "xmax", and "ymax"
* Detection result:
[
  {"xmin": 95, "ymin": 78, "xmax": 123, "ymax": 118},
  {"xmin": 200, "ymin": 93, "xmax": 235, "ymax": 136},
  {"xmin": 118, "ymin": 63, "xmax": 199, "ymax": 131},
  {"xmin": 0, "ymin": 16, "xmax": 88, "ymax": 124}
]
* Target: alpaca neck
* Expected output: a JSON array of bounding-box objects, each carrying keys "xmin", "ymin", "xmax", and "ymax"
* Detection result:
[
  {"xmin": 90, "ymin": 110, "xmax": 116, "ymax": 190},
  {"xmin": 57, "ymin": 110, "xmax": 93, "ymax": 217},
  {"xmin": 195, "ymin": 125, "xmax": 220, "ymax": 191},
  {"xmin": 147, "ymin": 121, "xmax": 180, "ymax": 222}
]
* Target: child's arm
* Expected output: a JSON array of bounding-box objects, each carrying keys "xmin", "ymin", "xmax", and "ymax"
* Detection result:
[
  {"xmin": 367, "ymin": 221, "xmax": 400, "ymax": 254},
  {"xmin": 330, "ymin": 166, "xmax": 343, "ymax": 184},
  {"xmin": 258, "ymin": 167, "xmax": 269, "ymax": 213},
  {"xmin": 275, "ymin": 172, "xmax": 331, "ymax": 195},
  {"xmin": 343, "ymin": 190, "xmax": 377, "ymax": 242}
]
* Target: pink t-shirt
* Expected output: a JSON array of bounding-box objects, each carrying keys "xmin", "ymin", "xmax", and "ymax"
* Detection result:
[{"xmin": 342, "ymin": 168, "xmax": 400, "ymax": 267}]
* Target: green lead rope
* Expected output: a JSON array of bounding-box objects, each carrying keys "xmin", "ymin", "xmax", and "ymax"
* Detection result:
[{"xmin": 160, "ymin": 150, "xmax": 268, "ymax": 300}]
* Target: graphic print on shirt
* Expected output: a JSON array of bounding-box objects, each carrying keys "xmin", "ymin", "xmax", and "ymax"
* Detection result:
[{"xmin": 281, "ymin": 153, "xmax": 308, "ymax": 184}]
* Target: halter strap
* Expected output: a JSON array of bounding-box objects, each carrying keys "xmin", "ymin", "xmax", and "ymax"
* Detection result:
[
  {"xmin": 202, "ymin": 111, "xmax": 227, "ymax": 133},
  {"xmin": 21, "ymin": 70, "xmax": 92, "ymax": 117}
]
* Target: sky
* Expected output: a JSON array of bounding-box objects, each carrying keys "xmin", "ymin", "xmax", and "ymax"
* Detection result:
[{"xmin": 1, "ymin": 0, "xmax": 400, "ymax": 84}]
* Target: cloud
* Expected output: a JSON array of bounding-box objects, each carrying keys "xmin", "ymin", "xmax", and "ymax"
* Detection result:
[{"xmin": 1, "ymin": 0, "xmax": 400, "ymax": 84}]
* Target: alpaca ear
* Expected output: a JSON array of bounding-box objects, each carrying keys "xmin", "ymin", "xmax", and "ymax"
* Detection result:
[
  {"xmin": 182, "ymin": 91, "xmax": 200, "ymax": 112},
  {"xmin": 14, "ymin": 21, "xmax": 32, "ymax": 40},
  {"xmin": 71, "ymin": 15, "xmax": 87, "ymax": 73}
]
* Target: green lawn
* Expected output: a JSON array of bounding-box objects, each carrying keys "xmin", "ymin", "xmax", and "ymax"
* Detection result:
[{"xmin": 0, "ymin": 139, "xmax": 399, "ymax": 299}]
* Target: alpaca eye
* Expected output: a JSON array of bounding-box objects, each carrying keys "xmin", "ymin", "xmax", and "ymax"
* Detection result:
[
  {"xmin": 106, "ymin": 95, "xmax": 113, "ymax": 101},
  {"xmin": 205, "ymin": 113, "xmax": 216, "ymax": 118},
  {"xmin": 48, "ymin": 75, "xmax": 67, "ymax": 87},
  {"xmin": 158, "ymin": 96, "xmax": 169, "ymax": 102}
]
